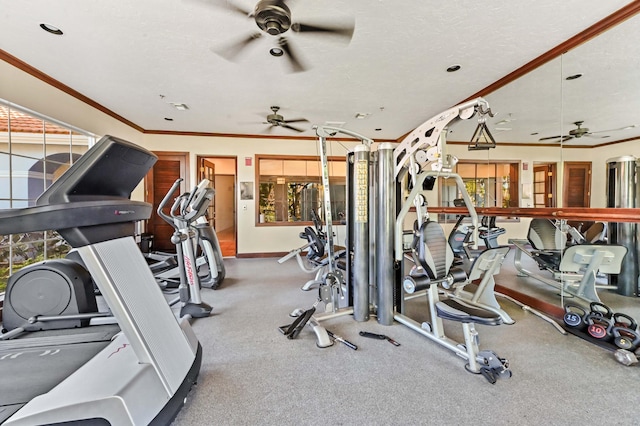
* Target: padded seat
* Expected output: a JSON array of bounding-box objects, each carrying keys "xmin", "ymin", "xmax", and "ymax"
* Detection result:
[
  {"xmin": 411, "ymin": 220, "xmax": 504, "ymax": 325},
  {"xmin": 527, "ymin": 219, "xmax": 566, "ymax": 270},
  {"xmin": 436, "ymin": 299, "xmax": 502, "ymax": 326}
]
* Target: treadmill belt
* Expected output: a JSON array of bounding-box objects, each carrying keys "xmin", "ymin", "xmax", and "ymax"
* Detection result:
[{"xmin": 0, "ymin": 326, "xmax": 119, "ymax": 407}]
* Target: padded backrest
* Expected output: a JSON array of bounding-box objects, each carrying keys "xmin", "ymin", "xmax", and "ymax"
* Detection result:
[
  {"xmin": 559, "ymin": 244, "xmax": 627, "ymax": 274},
  {"xmin": 412, "ymin": 220, "xmax": 453, "ymax": 279},
  {"xmin": 528, "ymin": 219, "xmax": 566, "ymax": 250},
  {"xmin": 583, "ymin": 221, "xmax": 607, "ymax": 244},
  {"xmin": 467, "ymin": 246, "xmax": 510, "ymax": 281}
]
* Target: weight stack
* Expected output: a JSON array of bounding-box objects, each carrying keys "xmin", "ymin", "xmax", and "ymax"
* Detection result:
[{"xmin": 606, "ymin": 156, "xmax": 639, "ymax": 297}]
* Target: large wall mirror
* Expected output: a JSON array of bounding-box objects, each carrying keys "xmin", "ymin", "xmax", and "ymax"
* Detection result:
[{"xmin": 445, "ymin": 10, "xmax": 640, "ymax": 312}]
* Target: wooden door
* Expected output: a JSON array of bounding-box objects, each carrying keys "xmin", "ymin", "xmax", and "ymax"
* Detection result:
[
  {"xmin": 563, "ymin": 162, "xmax": 592, "ymax": 207},
  {"xmin": 145, "ymin": 152, "xmax": 189, "ymax": 252},
  {"xmin": 533, "ymin": 163, "xmax": 556, "ymax": 207},
  {"xmin": 197, "ymin": 156, "xmax": 237, "ymax": 257},
  {"xmin": 200, "ymin": 159, "xmax": 216, "ymax": 229}
]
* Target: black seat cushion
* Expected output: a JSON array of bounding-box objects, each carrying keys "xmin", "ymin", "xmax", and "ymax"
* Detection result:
[{"xmin": 436, "ymin": 299, "xmax": 502, "ymax": 326}]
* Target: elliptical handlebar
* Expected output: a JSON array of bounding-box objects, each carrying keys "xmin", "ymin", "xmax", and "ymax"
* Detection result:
[
  {"xmin": 156, "ymin": 178, "xmax": 214, "ymax": 227},
  {"xmin": 157, "ymin": 178, "xmax": 183, "ymax": 226}
]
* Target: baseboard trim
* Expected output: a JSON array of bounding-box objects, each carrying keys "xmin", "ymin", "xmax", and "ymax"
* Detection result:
[
  {"xmin": 236, "ymin": 252, "xmax": 288, "ymax": 259},
  {"xmin": 495, "ymin": 283, "xmax": 565, "ymax": 320}
]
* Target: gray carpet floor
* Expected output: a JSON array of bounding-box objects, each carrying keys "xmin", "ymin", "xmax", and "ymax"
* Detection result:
[{"xmin": 172, "ymin": 256, "xmax": 640, "ymax": 426}]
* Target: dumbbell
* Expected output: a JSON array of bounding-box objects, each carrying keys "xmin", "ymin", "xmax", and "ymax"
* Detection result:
[
  {"xmin": 610, "ymin": 312, "xmax": 640, "ymax": 351},
  {"xmin": 612, "ymin": 327, "xmax": 640, "ymax": 351},
  {"xmin": 612, "ymin": 312, "xmax": 638, "ymax": 331},
  {"xmin": 584, "ymin": 313, "xmax": 614, "ymax": 340},
  {"xmin": 614, "ymin": 349, "xmax": 639, "ymax": 366},
  {"xmin": 588, "ymin": 302, "xmax": 613, "ymax": 319},
  {"xmin": 563, "ymin": 304, "xmax": 587, "ymax": 330},
  {"xmin": 582, "ymin": 302, "xmax": 614, "ymax": 340}
]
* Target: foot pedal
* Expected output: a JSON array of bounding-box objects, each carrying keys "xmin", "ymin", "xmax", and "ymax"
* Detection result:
[{"xmin": 280, "ymin": 306, "xmax": 315, "ymax": 339}]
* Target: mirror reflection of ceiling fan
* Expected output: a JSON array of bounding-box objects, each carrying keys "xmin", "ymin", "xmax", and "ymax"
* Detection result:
[
  {"xmin": 539, "ymin": 121, "xmax": 637, "ymax": 142},
  {"xmin": 208, "ymin": 0, "xmax": 355, "ymax": 72}
]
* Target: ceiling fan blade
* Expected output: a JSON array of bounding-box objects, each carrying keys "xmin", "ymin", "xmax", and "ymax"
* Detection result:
[
  {"xmin": 538, "ymin": 135, "xmax": 573, "ymax": 143},
  {"xmin": 291, "ymin": 21, "xmax": 355, "ymax": 40},
  {"xmin": 538, "ymin": 135, "xmax": 563, "ymax": 141},
  {"xmin": 278, "ymin": 37, "xmax": 306, "ymax": 73},
  {"xmin": 213, "ymin": 32, "xmax": 262, "ymax": 61},
  {"xmin": 263, "ymin": 125, "xmax": 275, "ymax": 133},
  {"xmin": 589, "ymin": 124, "xmax": 637, "ymax": 134},
  {"xmin": 282, "ymin": 118, "xmax": 309, "ymax": 124},
  {"xmin": 281, "ymin": 124, "xmax": 305, "ymax": 133}
]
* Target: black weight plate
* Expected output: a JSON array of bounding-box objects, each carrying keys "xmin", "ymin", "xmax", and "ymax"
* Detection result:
[
  {"xmin": 564, "ymin": 312, "xmax": 582, "ymax": 327},
  {"xmin": 588, "ymin": 324, "xmax": 607, "ymax": 339}
]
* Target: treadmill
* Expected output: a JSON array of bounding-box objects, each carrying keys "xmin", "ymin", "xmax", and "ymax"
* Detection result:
[{"xmin": 0, "ymin": 135, "xmax": 202, "ymax": 425}]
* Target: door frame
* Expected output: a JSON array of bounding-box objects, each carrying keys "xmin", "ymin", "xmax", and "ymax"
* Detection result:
[
  {"xmin": 533, "ymin": 162, "xmax": 557, "ymax": 207},
  {"xmin": 144, "ymin": 151, "xmax": 189, "ymax": 245},
  {"xmin": 563, "ymin": 161, "xmax": 592, "ymax": 207},
  {"xmin": 196, "ymin": 155, "xmax": 238, "ymax": 257}
]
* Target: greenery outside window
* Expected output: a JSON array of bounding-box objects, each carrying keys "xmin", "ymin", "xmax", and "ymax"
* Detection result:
[
  {"xmin": 257, "ymin": 155, "xmax": 346, "ymax": 225},
  {"xmin": 440, "ymin": 160, "xmax": 519, "ymax": 220},
  {"xmin": 1, "ymin": 99, "xmax": 95, "ymax": 293}
]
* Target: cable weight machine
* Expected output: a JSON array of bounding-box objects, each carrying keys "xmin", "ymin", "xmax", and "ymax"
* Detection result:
[
  {"xmin": 282, "ymin": 99, "xmax": 513, "ymax": 381},
  {"xmin": 280, "ymin": 126, "xmax": 373, "ymax": 347}
]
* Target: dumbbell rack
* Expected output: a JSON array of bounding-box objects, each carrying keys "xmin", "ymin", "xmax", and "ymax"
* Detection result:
[{"xmin": 563, "ymin": 301, "xmax": 640, "ymax": 353}]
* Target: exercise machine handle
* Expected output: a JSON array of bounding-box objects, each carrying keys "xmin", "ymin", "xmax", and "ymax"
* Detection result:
[
  {"xmin": 157, "ymin": 178, "xmax": 183, "ymax": 225},
  {"xmin": 278, "ymin": 242, "xmax": 311, "ymax": 264}
]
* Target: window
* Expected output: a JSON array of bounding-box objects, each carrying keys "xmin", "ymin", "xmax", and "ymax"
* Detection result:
[
  {"xmin": 0, "ymin": 99, "xmax": 95, "ymax": 293},
  {"xmin": 440, "ymin": 160, "xmax": 520, "ymax": 209},
  {"xmin": 256, "ymin": 155, "xmax": 346, "ymax": 224}
]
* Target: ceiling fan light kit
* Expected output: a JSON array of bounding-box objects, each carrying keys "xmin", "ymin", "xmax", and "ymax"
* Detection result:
[{"xmin": 212, "ymin": 0, "xmax": 355, "ymax": 72}]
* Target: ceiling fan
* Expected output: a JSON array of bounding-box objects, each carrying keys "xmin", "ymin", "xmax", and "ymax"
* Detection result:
[
  {"xmin": 538, "ymin": 121, "xmax": 637, "ymax": 142},
  {"xmin": 209, "ymin": 0, "xmax": 355, "ymax": 72},
  {"xmin": 262, "ymin": 106, "xmax": 308, "ymax": 132}
]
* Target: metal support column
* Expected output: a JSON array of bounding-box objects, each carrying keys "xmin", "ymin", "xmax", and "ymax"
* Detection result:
[
  {"xmin": 606, "ymin": 156, "xmax": 638, "ymax": 296},
  {"xmin": 376, "ymin": 143, "xmax": 395, "ymax": 325},
  {"xmin": 352, "ymin": 144, "xmax": 370, "ymax": 321}
]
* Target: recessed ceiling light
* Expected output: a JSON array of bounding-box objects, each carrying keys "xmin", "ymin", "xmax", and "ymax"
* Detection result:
[
  {"xmin": 355, "ymin": 113, "xmax": 370, "ymax": 119},
  {"xmin": 164, "ymin": 117, "xmax": 174, "ymax": 121},
  {"xmin": 375, "ymin": 128, "xmax": 382, "ymax": 131},
  {"xmin": 446, "ymin": 64, "xmax": 461, "ymax": 72},
  {"xmin": 40, "ymin": 23, "xmax": 63, "ymax": 35},
  {"xmin": 324, "ymin": 121, "xmax": 345, "ymax": 127},
  {"xmin": 565, "ymin": 73, "xmax": 583, "ymax": 81},
  {"xmin": 270, "ymin": 48, "xmax": 284, "ymax": 57},
  {"xmin": 530, "ymin": 132, "xmax": 539, "ymax": 136},
  {"xmin": 170, "ymin": 103, "xmax": 189, "ymax": 111}
]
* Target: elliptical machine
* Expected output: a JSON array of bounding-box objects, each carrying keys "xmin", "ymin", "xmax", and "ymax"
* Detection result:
[
  {"xmin": 157, "ymin": 178, "xmax": 214, "ymax": 318},
  {"xmin": 148, "ymin": 183, "xmax": 225, "ymax": 290}
]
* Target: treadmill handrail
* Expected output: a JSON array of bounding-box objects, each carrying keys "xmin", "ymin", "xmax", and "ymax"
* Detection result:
[{"xmin": 0, "ymin": 199, "xmax": 152, "ymax": 235}]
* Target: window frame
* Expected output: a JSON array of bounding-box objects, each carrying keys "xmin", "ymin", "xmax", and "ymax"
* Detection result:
[
  {"xmin": 1, "ymin": 98, "xmax": 96, "ymax": 295},
  {"xmin": 255, "ymin": 154, "xmax": 347, "ymax": 226},
  {"xmin": 439, "ymin": 159, "xmax": 520, "ymax": 222}
]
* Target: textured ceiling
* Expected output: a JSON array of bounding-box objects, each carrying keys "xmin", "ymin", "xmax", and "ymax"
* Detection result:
[{"xmin": 0, "ymin": 0, "xmax": 638, "ymax": 146}]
